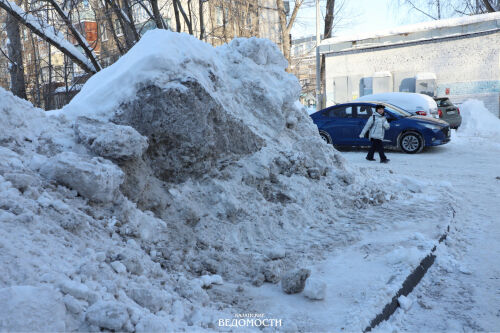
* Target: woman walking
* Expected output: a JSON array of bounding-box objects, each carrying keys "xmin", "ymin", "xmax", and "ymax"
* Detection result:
[{"xmin": 359, "ymin": 104, "xmax": 391, "ymax": 163}]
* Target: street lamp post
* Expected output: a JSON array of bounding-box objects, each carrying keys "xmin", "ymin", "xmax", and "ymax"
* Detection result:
[{"xmin": 315, "ymin": 0, "xmax": 321, "ymax": 110}]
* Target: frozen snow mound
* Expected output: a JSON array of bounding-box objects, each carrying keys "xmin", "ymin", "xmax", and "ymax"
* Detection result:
[
  {"xmin": 0, "ymin": 30, "xmax": 436, "ymax": 332},
  {"xmin": 456, "ymin": 99, "xmax": 500, "ymax": 140}
]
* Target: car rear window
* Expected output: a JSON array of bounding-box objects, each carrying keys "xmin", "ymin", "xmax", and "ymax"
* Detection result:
[{"xmin": 435, "ymin": 99, "xmax": 453, "ymax": 107}]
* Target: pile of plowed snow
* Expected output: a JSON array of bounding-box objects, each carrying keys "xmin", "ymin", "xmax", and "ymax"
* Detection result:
[
  {"xmin": 456, "ymin": 99, "xmax": 500, "ymax": 140},
  {"xmin": 0, "ymin": 30, "xmax": 441, "ymax": 332}
]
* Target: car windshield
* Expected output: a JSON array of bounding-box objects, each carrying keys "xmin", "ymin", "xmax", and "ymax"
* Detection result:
[{"xmin": 435, "ymin": 98, "xmax": 453, "ymax": 107}]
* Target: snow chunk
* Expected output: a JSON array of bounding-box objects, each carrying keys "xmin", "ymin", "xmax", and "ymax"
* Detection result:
[
  {"xmin": 40, "ymin": 152, "xmax": 124, "ymax": 202},
  {"xmin": 303, "ymin": 277, "xmax": 327, "ymax": 300},
  {"xmin": 63, "ymin": 294, "xmax": 87, "ymax": 314},
  {"xmin": 398, "ymin": 295, "xmax": 413, "ymax": 311},
  {"xmin": 75, "ymin": 116, "xmax": 148, "ymax": 160},
  {"xmin": 0, "ymin": 286, "xmax": 66, "ymax": 332},
  {"xmin": 267, "ymin": 247, "xmax": 287, "ymax": 260},
  {"xmin": 127, "ymin": 288, "xmax": 168, "ymax": 312},
  {"xmin": 85, "ymin": 301, "xmax": 129, "ymax": 331},
  {"xmin": 59, "ymin": 279, "xmax": 95, "ymax": 302},
  {"xmin": 199, "ymin": 274, "xmax": 224, "ymax": 288},
  {"xmin": 110, "ymin": 261, "xmax": 127, "ymax": 274},
  {"xmin": 281, "ymin": 268, "xmax": 311, "ymax": 294}
]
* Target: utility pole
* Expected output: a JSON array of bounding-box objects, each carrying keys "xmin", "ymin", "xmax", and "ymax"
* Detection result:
[{"xmin": 315, "ymin": 0, "xmax": 321, "ymax": 110}]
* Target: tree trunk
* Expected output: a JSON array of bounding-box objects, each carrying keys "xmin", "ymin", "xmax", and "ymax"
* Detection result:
[
  {"xmin": 173, "ymin": 0, "xmax": 181, "ymax": 32},
  {"xmin": 5, "ymin": 0, "xmax": 27, "ymax": 99},
  {"xmin": 104, "ymin": 0, "xmax": 136, "ymax": 50},
  {"xmin": 175, "ymin": 0, "xmax": 193, "ymax": 34},
  {"xmin": 276, "ymin": 0, "xmax": 290, "ymax": 71},
  {"xmin": 122, "ymin": 0, "xmax": 140, "ymax": 41},
  {"xmin": 276, "ymin": 0, "xmax": 302, "ymax": 72},
  {"xmin": 150, "ymin": 0, "xmax": 165, "ymax": 29},
  {"xmin": 199, "ymin": 0, "xmax": 205, "ymax": 40},
  {"xmin": 321, "ymin": 0, "xmax": 335, "ymax": 101},
  {"xmin": 482, "ymin": 0, "xmax": 497, "ymax": 12},
  {"xmin": 324, "ymin": 0, "xmax": 335, "ymax": 39}
]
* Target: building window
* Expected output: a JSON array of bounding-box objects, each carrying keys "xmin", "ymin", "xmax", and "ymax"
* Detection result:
[
  {"xmin": 215, "ymin": 6, "xmax": 223, "ymax": 26},
  {"xmin": 100, "ymin": 22, "xmax": 108, "ymax": 41},
  {"xmin": 132, "ymin": 3, "xmax": 150, "ymax": 24},
  {"xmin": 114, "ymin": 19, "xmax": 123, "ymax": 36}
]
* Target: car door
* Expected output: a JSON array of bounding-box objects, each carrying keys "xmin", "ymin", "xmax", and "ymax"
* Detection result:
[
  {"xmin": 338, "ymin": 105, "xmax": 359, "ymax": 145},
  {"xmin": 319, "ymin": 105, "xmax": 357, "ymax": 145},
  {"xmin": 354, "ymin": 105, "xmax": 373, "ymax": 145}
]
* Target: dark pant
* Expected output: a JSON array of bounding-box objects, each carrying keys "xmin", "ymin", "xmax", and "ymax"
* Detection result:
[{"xmin": 367, "ymin": 139, "xmax": 387, "ymax": 161}]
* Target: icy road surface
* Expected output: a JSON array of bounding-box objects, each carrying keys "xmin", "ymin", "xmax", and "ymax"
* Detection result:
[{"xmin": 345, "ymin": 134, "xmax": 500, "ymax": 332}]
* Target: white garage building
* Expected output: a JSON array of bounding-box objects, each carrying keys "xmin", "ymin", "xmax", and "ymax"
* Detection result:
[{"xmin": 318, "ymin": 12, "xmax": 500, "ymax": 117}]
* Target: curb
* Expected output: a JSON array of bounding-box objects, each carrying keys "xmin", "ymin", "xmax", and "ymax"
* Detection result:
[{"xmin": 363, "ymin": 225, "xmax": 450, "ymax": 332}]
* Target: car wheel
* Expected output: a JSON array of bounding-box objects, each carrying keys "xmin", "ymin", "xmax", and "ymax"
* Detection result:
[
  {"xmin": 319, "ymin": 130, "xmax": 332, "ymax": 144},
  {"xmin": 399, "ymin": 131, "xmax": 423, "ymax": 154}
]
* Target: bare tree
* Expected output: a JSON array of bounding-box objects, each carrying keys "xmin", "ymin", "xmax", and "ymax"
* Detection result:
[
  {"xmin": 174, "ymin": 0, "xmax": 194, "ymax": 34},
  {"xmin": 4, "ymin": 0, "xmax": 26, "ymax": 98},
  {"xmin": 397, "ymin": 0, "xmax": 497, "ymax": 20},
  {"xmin": 277, "ymin": 0, "xmax": 304, "ymax": 71},
  {"xmin": 199, "ymin": 0, "xmax": 205, "ymax": 39},
  {"xmin": 0, "ymin": 0, "xmax": 100, "ymax": 73}
]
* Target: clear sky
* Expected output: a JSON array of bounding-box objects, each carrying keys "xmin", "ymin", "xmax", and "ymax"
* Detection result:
[{"xmin": 291, "ymin": 0, "xmax": 435, "ymax": 39}]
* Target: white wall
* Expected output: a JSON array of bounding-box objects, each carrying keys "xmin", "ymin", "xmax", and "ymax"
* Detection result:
[{"xmin": 324, "ymin": 31, "xmax": 500, "ymax": 116}]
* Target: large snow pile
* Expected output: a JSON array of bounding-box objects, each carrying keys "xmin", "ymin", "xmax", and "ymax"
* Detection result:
[
  {"xmin": 0, "ymin": 30, "xmax": 450, "ymax": 331},
  {"xmin": 456, "ymin": 99, "xmax": 500, "ymax": 140}
]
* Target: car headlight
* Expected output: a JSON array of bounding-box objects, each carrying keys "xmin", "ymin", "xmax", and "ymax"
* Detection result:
[{"xmin": 423, "ymin": 124, "xmax": 442, "ymax": 130}]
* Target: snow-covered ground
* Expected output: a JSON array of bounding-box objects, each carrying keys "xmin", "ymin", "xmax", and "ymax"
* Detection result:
[
  {"xmin": 344, "ymin": 115, "xmax": 500, "ymax": 331},
  {"xmin": 208, "ymin": 101, "xmax": 500, "ymax": 332},
  {"xmin": 372, "ymin": 139, "xmax": 500, "ymax": 331}
]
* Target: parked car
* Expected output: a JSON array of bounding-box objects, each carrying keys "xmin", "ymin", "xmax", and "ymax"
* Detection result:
[
  {"xmin": 356, "ymin": 92, "xmax": 439, "ymax": 118},
  {"xmin": 310, "ymin": 102, "xmax": 451, "ymax": 154},
  {"xmin": 434, "ymin": 97, "xmax": 462, "ymax": 129}
]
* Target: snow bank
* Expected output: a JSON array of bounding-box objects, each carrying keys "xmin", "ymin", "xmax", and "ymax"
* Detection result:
[
  {"xmin": 456, "ymin": 99, "xmax": 500, "ymax": 140},
  {"xmin": 0, "ymin": 29, "xmax": 450, "ymax": 331},
  {"xmin": 356, "ymin": 92, "xmax": 438, "ymax": 116}
]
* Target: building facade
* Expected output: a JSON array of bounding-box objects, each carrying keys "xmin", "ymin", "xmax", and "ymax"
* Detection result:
[{"xmin": 319, "ymin": 12, "xmax": 500, "ymax": 117}]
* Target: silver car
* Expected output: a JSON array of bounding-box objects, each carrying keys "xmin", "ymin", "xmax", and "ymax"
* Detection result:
[{"xmin": 434, "ymin": 97, "xmax": 462, "ymax": 129}]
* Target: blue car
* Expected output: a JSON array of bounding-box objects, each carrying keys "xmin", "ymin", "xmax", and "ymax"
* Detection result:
[{"xmin": 310, "ymin": 102, "xmax": 451, "ymax": 153}]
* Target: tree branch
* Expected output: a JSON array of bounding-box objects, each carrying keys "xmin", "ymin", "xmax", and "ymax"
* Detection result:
[
  {"xmin": 405, "ymin": 0, "xmax": 437, "ymax": 19},
  {"xmin": 42, "ymin": 0, "xmax": 102, "ymax": 71},
  {"xmin": 482, "ymin": 0, "xmax": 496, "ymax": 12},
  {"xmin": 0, "ymin": 0, "xmax": 97, "ymax": 73}
]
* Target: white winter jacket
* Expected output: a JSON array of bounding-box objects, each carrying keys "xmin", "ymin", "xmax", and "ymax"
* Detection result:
[{"xmin": 360, "ymin": 112, "xmax": 390, "ymax": 140}]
